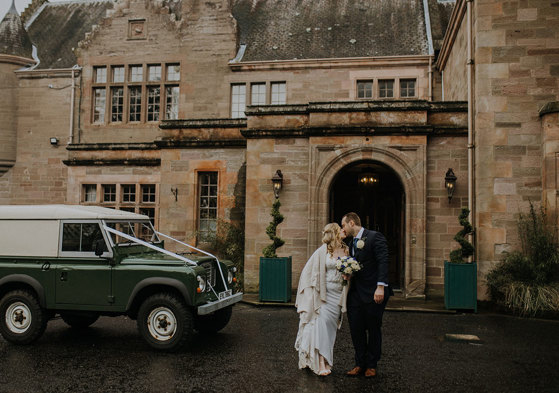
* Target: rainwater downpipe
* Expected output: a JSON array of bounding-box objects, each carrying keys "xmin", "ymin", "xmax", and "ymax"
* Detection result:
[
  {"xmin": 429, "ymin": 56, "xmax": 433, "ymax": 101},
  {"xmin": 467, "ymin": 0, "xmax": 475, "ymax": 258},
  {"xmin": 68, "ymin": 65, "xmax": 81, "ymax": 145}
]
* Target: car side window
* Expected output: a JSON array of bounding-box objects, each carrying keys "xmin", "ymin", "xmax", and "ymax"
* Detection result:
[{"xmin": 62, "ymin": 223, "xmax": 104, "ymax": 252}]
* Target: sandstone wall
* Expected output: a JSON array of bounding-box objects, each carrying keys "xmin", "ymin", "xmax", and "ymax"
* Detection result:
[
  {"xmin": 2, "ymin": 73, "xmax": 72, "ymax": 205},
  {"xmin": 474, "ymin": 0, "xmax": 559, "ymax": 298},
  {"xmin": 442, "ymin": 16, "xmax": 468, "ymax": 101},
  {"xmin": 0, "ymin": 62, "xmax": 19, "ymax": 177}
]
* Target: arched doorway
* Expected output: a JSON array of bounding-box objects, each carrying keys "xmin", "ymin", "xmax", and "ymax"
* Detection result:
[{"xmin": 329, "ymin": 160, "xmax": 405, "ymax": 289}]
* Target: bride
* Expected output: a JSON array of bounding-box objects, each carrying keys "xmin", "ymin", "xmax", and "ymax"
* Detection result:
[{"xmin": 294, "ymin": 223, "xmax": 348, "ymax": 376}]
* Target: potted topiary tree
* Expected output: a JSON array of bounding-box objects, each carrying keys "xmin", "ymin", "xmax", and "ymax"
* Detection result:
[
  {"xmin": 259, "ymin": 199, "xmax": 292, "ymax": 302},
  {"xmin": 444, "ymin": 208, "xmax": 477, "ymax": 311}
]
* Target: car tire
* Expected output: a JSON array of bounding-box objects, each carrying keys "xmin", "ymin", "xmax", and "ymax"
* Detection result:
[
  {"xmin": 136, "ymin": 293, "xmax": 194, "ymax": 352},
  {"xmin": 194, "ymin": 305, "xmax": 232, "ymax": 333},
  {"xmin": 0, "ymin": 289, "xmax": 47, "ymax": 345},
  {"xmin": 61, "ymin": 313, "xmax": 99, "ymax": 329}
]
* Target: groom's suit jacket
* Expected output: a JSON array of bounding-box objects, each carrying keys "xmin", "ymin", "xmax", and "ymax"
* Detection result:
[{"xmin": 349, "ymin": 228, "xmax": 392, "ymax": 304}]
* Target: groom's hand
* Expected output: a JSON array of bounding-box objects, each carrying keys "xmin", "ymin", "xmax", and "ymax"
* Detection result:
[{"xmin": 374, "ymin": 285, "xmax": 385, "ymax": 304}]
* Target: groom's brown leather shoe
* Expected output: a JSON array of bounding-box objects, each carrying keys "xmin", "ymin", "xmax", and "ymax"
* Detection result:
[
  {"xmin": 346, "ymin": 366, "xmax": 363, "ymax": 376},
  {"xmin": 364, "ymin": 368, "xmax": 377, "ymax": 378}
]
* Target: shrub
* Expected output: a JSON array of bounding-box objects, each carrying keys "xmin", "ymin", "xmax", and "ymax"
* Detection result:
[
  {"xmin": 449, "ymin": 208, "xmax": 474, "ymax": 263},
  {"xmin": 209, "ymin": 219, "xmax": 245, "ymax": 292},
  {"xmin": 262, "ymin": 199, "xmax": 285, "ymax": 258},
  {"xmin": 486, "ymin": 202, "xmax": 559, "ymax": 316}
]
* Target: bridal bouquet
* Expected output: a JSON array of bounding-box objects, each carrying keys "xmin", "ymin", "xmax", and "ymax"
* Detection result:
[{"xmin": 336, "ymin": 256, "xmax": 361, "ymax": 285}]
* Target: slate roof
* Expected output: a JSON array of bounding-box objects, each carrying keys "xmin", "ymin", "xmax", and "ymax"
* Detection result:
[
  {"xmin": 231, "ymin": 0, "xmax": 435, "ymax": 62},
  {"xmin": 0, "ymin": 1, "xmax": 33, "ymax": 58},
  {"xmin": 25, "ymin": 0, "xmax": 113, "ymax": 69},
  {"xmin": 427, "ymin": 0, "xmax": 456, "ymax": 52}
]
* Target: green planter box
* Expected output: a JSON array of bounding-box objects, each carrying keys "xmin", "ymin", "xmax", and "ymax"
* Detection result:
[
  {"xmin": 444, "ymin": 261, "xmax": 477, "ymax": 312},
  {"xmin": 259, "ymin": 256, "xmax": 292, "ymax": 302}
]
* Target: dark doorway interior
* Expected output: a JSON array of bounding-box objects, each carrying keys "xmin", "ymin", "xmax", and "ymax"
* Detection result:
[{"xmin": 329, "ymin": 161, "xmax": 404, "ymax": 289}]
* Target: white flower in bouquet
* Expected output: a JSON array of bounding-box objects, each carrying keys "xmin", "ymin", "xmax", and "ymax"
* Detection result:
[{"xmin": 336, "ymin": 256, "xmax": 361, "ymax": 285}]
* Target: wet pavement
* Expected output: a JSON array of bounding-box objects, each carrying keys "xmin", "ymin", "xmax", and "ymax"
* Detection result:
[{"xmin": 1, "ymin": 303, "xmax": 558, "ymax": 393}]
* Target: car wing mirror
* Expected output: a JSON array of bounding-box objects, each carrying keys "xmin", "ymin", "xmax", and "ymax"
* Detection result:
[{"xmin": 95, "ymin": 239, "xmax": 107, "ymax": 256}]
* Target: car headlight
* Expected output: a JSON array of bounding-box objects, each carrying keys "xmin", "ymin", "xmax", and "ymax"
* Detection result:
[
  {"xmin": 197, "ymin": 275, "xmax": 206, "ymax": 293},
  {"xmin": 228, "ymin": 267, "xmax": 237, "ymax": 284}
]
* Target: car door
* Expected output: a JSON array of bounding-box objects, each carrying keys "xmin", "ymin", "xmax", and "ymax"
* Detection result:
[{"xmin": 55, "ymin": 220, "xmax": 113, "ymax": 307}]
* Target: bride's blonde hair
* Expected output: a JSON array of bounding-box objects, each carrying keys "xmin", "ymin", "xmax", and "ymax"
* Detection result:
[{"xmin": 322, "ymin": 223, "xmax": 346, "ymax": 256}]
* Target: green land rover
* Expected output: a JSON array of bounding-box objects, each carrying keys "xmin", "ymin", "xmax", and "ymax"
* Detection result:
[{"xmin": 0, "ymin": 205, "xmax": 242, "ymax": 351}]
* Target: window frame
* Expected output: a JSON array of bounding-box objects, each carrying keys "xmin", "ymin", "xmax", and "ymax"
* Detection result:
[
  {"xmin": 356, "ymin": 80, "xmax": 374, "ymax": 99},
  {"xmin": 197, "ymin": 171, "xmax": 219, "ymax": 242},
  {"xmin": 91, "ymin": 63, "xmax": 180, "ymax": 125},
  {"xmin": 58, "ymin": 220, "xmax": 112, "ymax": 258},
  {"xmin": 231, "ymin": 83, "xmax": 247, "ymax": 119},
  {"xmin": 270, "ymin": 81, "xmax": 287, "ymax": 105},
  {"xmin": 378, "ymin": 79, "xmax": 395, "ymax": 99},
  {"xmin": 399, "ymin": 78, "xmax": 417, "ymax": 98}
]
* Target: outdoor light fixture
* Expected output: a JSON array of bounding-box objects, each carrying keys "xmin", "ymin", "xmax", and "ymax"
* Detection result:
[
  {"xmin": 359, "ymin": 172, "xmax": 379, "ymax": 185},
  {"xmin": 272, "ymin": 170, "xmax": 283, "ymax": 198},
  {"xmin": 445, "ymin": 168, "xmax": 457, "ymax": 203},
  {"xmin": 50, "ymin": 137, "xmax": 59, "ymax": 146}
]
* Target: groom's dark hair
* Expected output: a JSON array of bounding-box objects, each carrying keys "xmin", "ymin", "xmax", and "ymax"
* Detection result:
[{"xmin": 343, "ymin": 212, "xmax": 361, "ymax": 226}]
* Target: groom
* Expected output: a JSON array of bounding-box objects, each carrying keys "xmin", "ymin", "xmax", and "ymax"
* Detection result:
[{"xmin": 341, "ymin": 212, "xmax": 392, "ymax": 378}]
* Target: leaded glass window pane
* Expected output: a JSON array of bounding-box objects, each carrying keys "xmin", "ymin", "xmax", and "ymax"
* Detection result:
[
  {"xmin": 357, "ymin": 80, "xmax": 373, "ymax": 99},
  {"xmin": 271, "ymin": 82, "xmax": 286, "ymax": 105},
  {"xmin": 129, "ymin": 86, "xmax": 142, "ymax": 122},
  {"xmin": 379, "ymin": 80, "xmax": 394, "ymax": 98},
  {"xmin": 93, "ymin": 88, "xmax": 106, "ymax": 123},
  {"xmin": 165, "ymin": 86, "xmax": 179, "ymax": 120},
  {"xmin": 111, "ymin": 87, "xmax": 124, "ymax": 122},
  {"xmin": 231, "ymin": 84, "xmax": 246, "ymax": 118}
]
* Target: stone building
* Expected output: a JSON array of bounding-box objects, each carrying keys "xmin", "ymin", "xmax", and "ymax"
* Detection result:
[{"xmin": 1, "ymin": 0, "xmax": 557, "ymax": 299}]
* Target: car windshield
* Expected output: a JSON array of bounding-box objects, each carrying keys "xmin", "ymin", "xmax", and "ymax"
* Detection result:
[{"xmin": 105, "ymin": 220, "xmax": 160, "ymax": 246}]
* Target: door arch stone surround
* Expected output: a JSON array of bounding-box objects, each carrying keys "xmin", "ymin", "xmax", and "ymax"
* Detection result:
[{"xmin": 308, "ymin": 142, "xmax": 427, "ymax": 297}]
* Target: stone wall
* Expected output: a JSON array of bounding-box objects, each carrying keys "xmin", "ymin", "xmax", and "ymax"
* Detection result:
[
  {"xmin": 0, "ymin": 61, "xmax": 19, "ymax": 177},
  {"xmin": 2, "ymin": 73, "xmax": 72, "ymax": 205},
  {"xmin": 441, "ymin": 13, "xmax": 468, "ymax": 101},
  {"xmin": 425, "ymin": 135, "xmax": 468, "ymax": 295},
  {"xmin": 77, "ymin": 0, "xmax": 238, "ymax": 143},
  {"xmin": 474, "ymin": 0, "xmax": 559, "ymax": 298}
]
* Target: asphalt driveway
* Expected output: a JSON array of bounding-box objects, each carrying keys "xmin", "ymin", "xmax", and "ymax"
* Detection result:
[{"xmin": 0, "ymin": 304, "xmax": 558, "ymax": 393}]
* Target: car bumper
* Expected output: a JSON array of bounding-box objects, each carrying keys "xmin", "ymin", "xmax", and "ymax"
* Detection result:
[{"xmin": 197, "ymin": 292, "xmax": 243, "ymax": 315}]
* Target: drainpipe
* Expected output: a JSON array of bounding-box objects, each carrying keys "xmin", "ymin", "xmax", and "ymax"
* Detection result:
[
  {"xmin": 423, "ymin": 0, "xmax": 434, "ymax": 101},
  {"xmin": 466, "ymin": 0, "xmax": 475, "ymax": 257},
  {"xmin": 428, "ymin": 56, "xmax": 433, "ymax": 101},
  {"xmin": 68, "ymin": 65, "xmax": 81, "ymax": 145}
]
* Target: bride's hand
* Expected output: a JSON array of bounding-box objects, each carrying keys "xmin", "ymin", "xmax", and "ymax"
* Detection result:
[{"xmin": 342, "ymin": 273, "xmax": 350, "ymax": 281}]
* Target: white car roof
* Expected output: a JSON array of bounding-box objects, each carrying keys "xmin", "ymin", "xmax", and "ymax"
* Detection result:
[{"xmin": 0, "ymin": 205, "xmax": 149, "ymax": 220}]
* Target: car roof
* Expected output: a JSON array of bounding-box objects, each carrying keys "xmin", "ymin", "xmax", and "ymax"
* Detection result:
[{"xmin": 0, "ymin": 205, "xmax": 149, "ymax": 220}]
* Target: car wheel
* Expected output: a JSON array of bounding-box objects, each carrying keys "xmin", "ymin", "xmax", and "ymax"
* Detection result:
[
  {"xmin": 61, "ymin": 313, "xmax": 99, "ymax": 329},
  {"xmin": 0, "ymin": 290, "xmax": 47, "ymax": 345},
  {"xmin": 194, "ymin": 305, "xmax": 232, "ymax": 333},
  {"xmin": 137, "ymin": 293, "xmax": 194, "ymax": 352}
]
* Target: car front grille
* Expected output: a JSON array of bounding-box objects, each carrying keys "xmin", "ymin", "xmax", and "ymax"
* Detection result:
[{"xmin": 200, "ymin": 260, "xmax": 217, "ymax": 287}]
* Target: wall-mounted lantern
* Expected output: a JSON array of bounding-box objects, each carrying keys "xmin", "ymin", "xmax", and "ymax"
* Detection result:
[
  {"xmin": 272, "ymin": 170, "xmax": 283, "ymax": 199},
  {"xmin": 445, "ymin": 168, "xmax": 457, "ymax": 203},
  {"xmin": 50, "ymin": 137, "xmax": 59, "ymax": 146}
]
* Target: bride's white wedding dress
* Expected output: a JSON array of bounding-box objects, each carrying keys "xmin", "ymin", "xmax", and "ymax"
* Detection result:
[{"xmin": 295, "ymin": 253, "xmax": 343, "ymax": 373}]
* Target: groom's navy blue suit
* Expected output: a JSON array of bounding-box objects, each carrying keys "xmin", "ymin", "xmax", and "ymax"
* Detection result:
[{"xmin": 347, "ymin": 228, "xmax": 393, "ymax": 369}]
